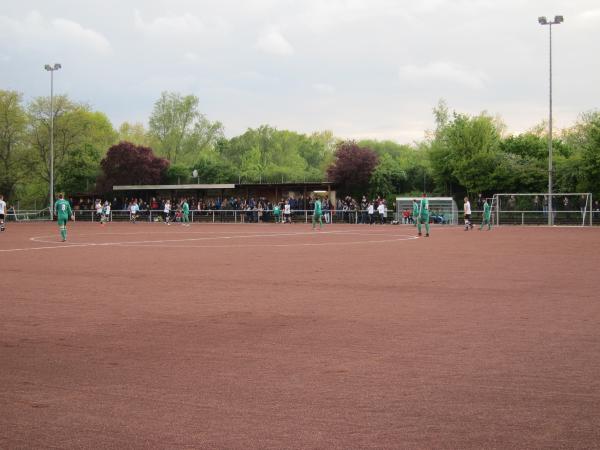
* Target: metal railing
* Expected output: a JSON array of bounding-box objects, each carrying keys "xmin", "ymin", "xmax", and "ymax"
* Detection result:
[{"xmin": 71, "ymin": 209, "xmax": 405, "ymax": 224}]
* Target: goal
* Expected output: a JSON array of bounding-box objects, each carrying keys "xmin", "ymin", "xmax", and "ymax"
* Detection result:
[
  {"xmin": 395, "ymin": 197, "xmax": 459, "ymax": 225},
  {"xmin": 491, "ymin": 193, "xmax": 593, "ymax": 226}
]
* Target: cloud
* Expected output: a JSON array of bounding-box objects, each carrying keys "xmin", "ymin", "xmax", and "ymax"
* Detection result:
[
  {"xmin": 52, "ymin": 18, "xmax": 111, "ymax": 54},
  {"xmin": 0, "ymin": 10, "xmax": 111, "ymax": 54},
  {"xmin": 398, "ymin": 61, "xmax": 488, "ymax": 89},
  {"xmin": 255, "ymin": 28, "xmax": 294, "ymax": 56},
  {"xmin": 133, "ymin": 9, "xmax": 205, "ymax": 36},
  {"xmin": 580, "ymin": 9, "xmax": 600, "ymax": 20},
  {"xmin": 313, "ymin": 83, "xmax": 335, "ymax": 94}
]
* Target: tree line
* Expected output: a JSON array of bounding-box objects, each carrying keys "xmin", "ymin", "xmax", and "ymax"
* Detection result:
[{"xmin": 1, "ymin": 89, "xmax": 599, "ymax": 209}]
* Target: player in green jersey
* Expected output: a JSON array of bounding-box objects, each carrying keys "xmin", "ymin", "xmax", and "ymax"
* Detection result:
[
  {"xmin": 417, "ymin": 193, "xmax": 430, "ymax": 237},
  {"xmin": 273, "ymin": 203, "xmax": 281, "ymax": 223},
  {"xmin": 181, "ymin": 198, "xmax": 190, "ymax": 226},
  {"xmin": 479, "ymin": 198, "xmax": 492, "ymax": 231},
  {"xmin": 312, "ymin": 197, "xmax": 323, "ymax": 230},
  {"xmin": 54, "ymin": 193, "xmax": 74, "ymax": 242},
  {"xmin": 412, "ymin": 199, "xmax": 419, "ymax": 226}
]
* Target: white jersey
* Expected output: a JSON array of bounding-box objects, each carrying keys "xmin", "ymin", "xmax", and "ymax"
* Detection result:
[
  {"xmin": 130, "ymin": 204, "xmax": 139, "ymax": 214},
  {"xmin": 377, "ymin": 204, "xmax": 385, "ymax": 215},
  {"xmin": 95, "ymin": 202, "xmax": 103, "ymax": 214},
  {"xmin": 284, "ymin": 204, "xmax": 291, "ymax": 214},
  {"xmin": 0, "ymin": 200, "xmax": 6, "ymax": 215},
  {"xmin": 164, "ymin": 204, "xmax": 171, "ymax": 213},
  {"xmin": 464, "ymin": 201, "xmax": 471, "ymax": 215},
  {"xmin": 367, "ymin": 204, "xmax": 374, "ymax": 214}
]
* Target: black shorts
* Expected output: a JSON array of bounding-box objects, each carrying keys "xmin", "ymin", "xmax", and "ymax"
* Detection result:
[
  {"xmin": 0, "ymin": 213, "xmax": 4, "ymax": 220},
  {"xmin": 465, "ymin": 214, "xmax": 471, "ymax": 220}
]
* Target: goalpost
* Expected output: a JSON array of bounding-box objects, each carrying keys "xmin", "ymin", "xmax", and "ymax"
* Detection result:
[
  {"xmin": 491, "ymin": 193, "xmax": 593, "ymax": 226},
  {"xmin": 395, "ymin": 197, "xmax": 459, "ymax": 225}
]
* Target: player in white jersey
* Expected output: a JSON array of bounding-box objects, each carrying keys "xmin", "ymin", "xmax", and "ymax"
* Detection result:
[
  {"xmin": 163, "ymin": 200, "xmax": 171, "ymax": 225},
  {"xmin": 283, "ymin": 201, "xmax": 292, "ymax": 223},
  {"xmin": 101, "ymin": 201, "xmax": 110, "ymax": 225},
  {"xmin": 463, "ymin": 197, "xmax": 473, "ymax": 230},
  {"xmin": 377, "ymin": 202, "xmax": 385, "ymax": 224},
  {"xmin": 0, "ymin": 194, "xmax": 6, "ymax": 232},
  {"xmin": 130, "ymin": 201, "xmax": 140, "ymax": 223},
  {"xmin": 95, "ymin": 199, "xmax": 103, "ymax": 223}
]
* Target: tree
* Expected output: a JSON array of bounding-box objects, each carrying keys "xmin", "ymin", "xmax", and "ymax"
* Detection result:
[
  {"xmin": 369, "ymin": 153, "xmax": 407, "ymax": 198},
  {"xmin": 27, "ymin": 96, "xmax": 116, "ymax": 197},
  {"xmin": 148, "ymin": 92, "xmax": 224, "ymax": 164},
  {"xmin": 0, "ymin": 90, "xmax": 28, "ymax": 200},
  {"xmin": 427, "ymin": 104, "xmax": 503, "ymax": 196},
  {"xmin": 97, "ymin": 142, "xmax": 169, "ymax": 192},
  {"xmin": 117, "ymin": 122, "xmax": 154, "ymax": 147},
  {"xmin": 567, "ymin": 110, "xmax": 600, "ymax": 195},
  {"xmin": 327, "ymin": 141, "xmax": 379, "ymax": 196}
]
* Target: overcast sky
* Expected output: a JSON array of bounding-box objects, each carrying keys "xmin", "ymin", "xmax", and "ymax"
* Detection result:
[{"xmin": 1, "ymin": 0, "xmax": 599, "ymax": 143}]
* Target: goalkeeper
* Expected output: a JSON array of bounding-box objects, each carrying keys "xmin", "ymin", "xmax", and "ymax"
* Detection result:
[
  {"xmin": 417, "ymin": 193, "xmax": 430, "ymax": 237},
  {"xmin": 412, "ymin": 199, "xmax": 419, "ymax": 226},
  {"xmin": 479, "ymin": 198, "xmax": 492, "ymax": 231}
]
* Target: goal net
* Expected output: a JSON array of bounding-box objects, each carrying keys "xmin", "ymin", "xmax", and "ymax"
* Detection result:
[
  {"xmin": 395, "ymin": 197, "xmax": 459, "ymax": 225},
  {"xmin": 491, "ymin": 193, "xmax": 593, "ymax": 226}
]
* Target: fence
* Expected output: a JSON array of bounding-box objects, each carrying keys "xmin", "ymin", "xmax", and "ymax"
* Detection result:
[{"xmin": 69, "ymin": 209, "xmax": 403, "ymax": 224}]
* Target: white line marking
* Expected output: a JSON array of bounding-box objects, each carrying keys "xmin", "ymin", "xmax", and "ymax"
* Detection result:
[{"xmin": 3, "ymin": 230, "xmax": 418, "ymax": 252}]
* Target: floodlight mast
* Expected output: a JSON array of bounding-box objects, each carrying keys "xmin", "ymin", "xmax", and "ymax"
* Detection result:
[
  {"xmin": 44, "ymin": 63, "xmax": 62, "ymax": 215},
  {"xmin": 538, "ymin": 15, "xmax": 563, "ymax": 225}
]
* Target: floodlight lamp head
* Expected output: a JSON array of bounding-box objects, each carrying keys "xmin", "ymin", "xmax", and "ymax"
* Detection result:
[
  {"xmin": 44, "ymin": 64, "xmax": 52, "ymax": 71},
  {"xmin": 538, "ymin": 16, "xmax": 548, "ymax": 25},
  {"xmin": 54, "ymin": 63, "xmax": 62, "ymax": 70},
  {"xmin": 554, "ymin": 15, "xmax": 564, "ymax": 24}
]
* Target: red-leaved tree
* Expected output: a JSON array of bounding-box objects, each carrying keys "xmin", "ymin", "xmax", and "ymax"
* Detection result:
[
  {"xmin": 327, "ymin": 141, "xmax": 379, "ymax": 196},
  {"xmin": 97, "ymin": 141, "xmax": 169, "ymax": 192}
]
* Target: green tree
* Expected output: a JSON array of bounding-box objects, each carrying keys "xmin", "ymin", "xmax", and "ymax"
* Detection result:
[
  {"xmin": 369, "ymin": 153, "xmax": 407, "ymax": 198},
  {"xmin": 428, "ymin": 103, "xmax": 503, "ymax": 196},
  {"xmin": 148, "ymin": 92, "xmax": 224, "ymax": 165},
  {"xmin": 565, "ymin": 111, "xmax": 600, "ymax": 195},
  {"xmin": 27, "ymin": 96, "xmax": 116, "ymax": 199},
  {"xmin": 0, "ymin": 90, "xmax": 28, "ymax": 200},
  {"xmin": 118, "ymin": 122, "xmax": 154, "ymax": 147}
]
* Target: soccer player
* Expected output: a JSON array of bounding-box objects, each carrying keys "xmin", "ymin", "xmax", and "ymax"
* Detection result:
[
  {"xmin": 129, "ymin": 200, "xmax": 139, "ymax": 223},
  {"xmin": 54, "ymin": 193, "xmax": 74, "ymax": 242},
  {"xmin": 273, "ymin": 202, "xmax": 281, "ymax": 223},
  {"xmin": 480, "ymin": 198, "xmax": 492, "ymax": 231},
  {"xmin": 181, "ymin": 198, "xmax": 190, "ymax": 226},
  {"xmin": 463, "ymin": 196, "xmax": 473, "ymax": 231},
  {"xmin": 377, "ymin": 201, "xmax": 385, "ymax": 224},
  {"xmin": 417, "ymin": 193, "xmax": 430, "ymax": 237},
  {"xmin": 163, "ymin": 200, "xmax": 171, "ymax": 225},
  {"xmin": 101, "ymin": 201, "xmax": 110, "ymax": 225},
  {"xmin": 0, "ymin": 194, "xmax": 6, "ymax": 232},
  {"xmin": 283, "ymin": 201, "xmax": 292, "ymax": 223},
  {"xmin": 412, "ymin": 199, "xmax": 419, "ymax": 227},
  {"xmin": 312, "ymin": 196, "xmax": 323, "ymax": 230},
  {"xmin": 95, "ymin": 199, "xmax": 103, "ymax": 222}
]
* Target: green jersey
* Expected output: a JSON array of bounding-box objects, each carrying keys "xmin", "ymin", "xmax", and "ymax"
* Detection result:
[
  {"xmin": 412, "ymin": 202, "xmax": 419, "ymax": 216},
  {"xmin": 55, "ymin": 199, "xmax": 72, "ymax": 219},
  {"xmin": 182, "ymin": 202, "xmax": 189, "ymax": 214},
  {"xmin": 419, "ymin": 198, "xmax": 429, "ymax": 217},
  {"xmin": 273, "ymin": 205, "xmax": 280, "ymax": 215},
  {"xmin": 483, "ymin": 202, "xmax": 491, "ymax": 219},
  {"xmin": 314, "ymin": 199, "xmax": 322, "ymax": 215}
]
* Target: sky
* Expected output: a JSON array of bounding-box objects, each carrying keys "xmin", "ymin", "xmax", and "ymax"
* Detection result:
[{"xmin": 1, "ymin": 0, "xmax": 599, "ymax": 143}]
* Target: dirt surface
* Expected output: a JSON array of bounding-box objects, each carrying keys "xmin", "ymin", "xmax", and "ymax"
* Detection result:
[{"xmin": 1, "ymin": 222, "xmax": 600, "ymax": 449}]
